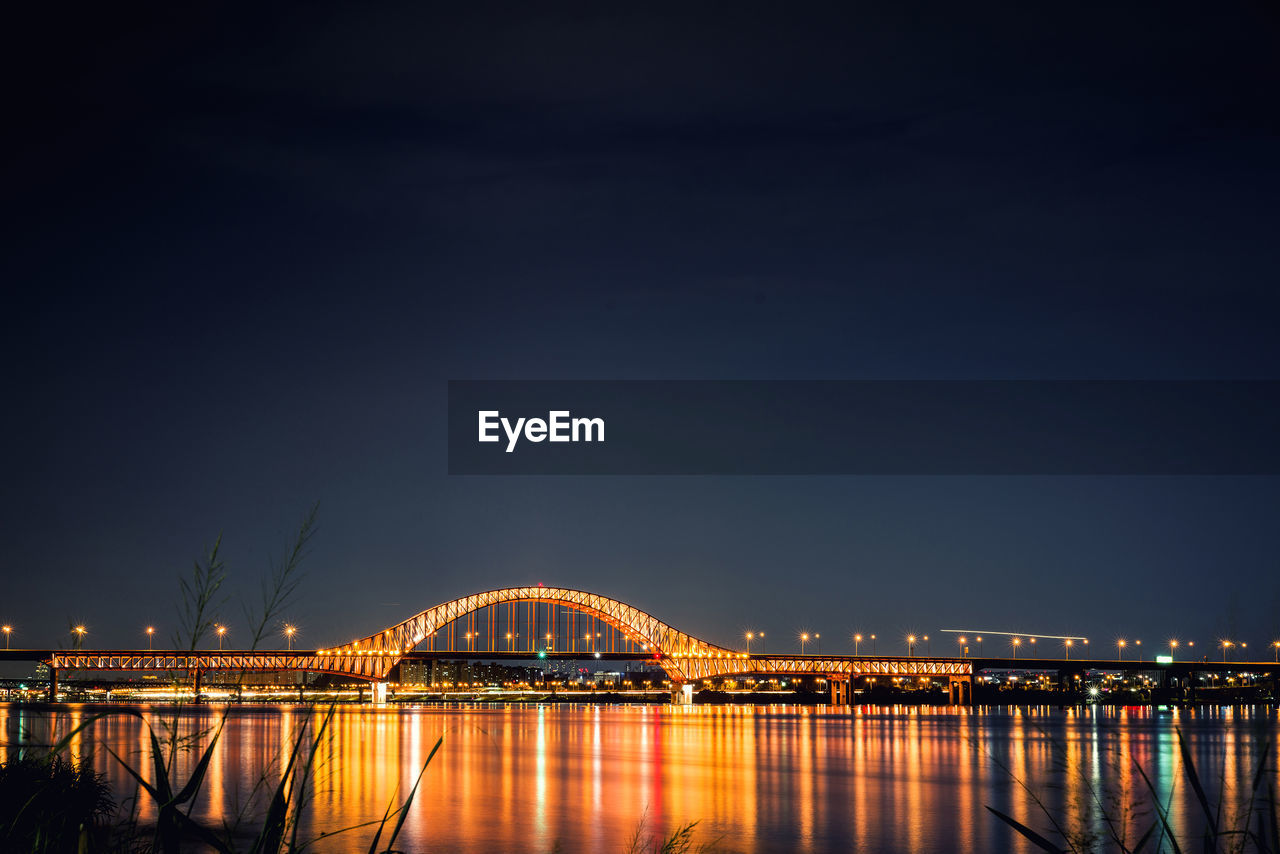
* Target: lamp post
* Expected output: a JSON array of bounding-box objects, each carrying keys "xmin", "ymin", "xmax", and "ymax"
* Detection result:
[
  {"xmin": 1012, "ymin": 637, "xmax": 1020, "ymax": 659},
  {"xmin": 2, "ymin": 625, "xmax": 10, "ymax": 650},
  {"xmin": 1064, "ymin": 639, "xmax": 1072, "ymax": 660},
  {"xmin": 1029, "ymin": 637, "xmax": 1037, "ymax": 658},
  {"xmin": 1222, "ymin": 640, "xmax": 1232, "ymax": 663},
  {"xmin": 1117, "ymin": 639, "xmax": 1126, "ymax": 660},
  {"xmin": 216, "ymin": 625, "xmax": 226, "ymax": 651},
  {"xmin": 800, "ymin": 633, "xmax": 809, "ymax": 655},
  {"xmin": 1273, "ymin": 641, "xmax": 1279, "ymax": 663},
  {"xmin": 146, "ymin": 626, "xmax": 154, "ymax": 651},
  {"xmin": 285, "ymin": 625, "xmax": 296, "ymax": 651},
  {"xmin": 746, "ymin": 632, "xmax": 754, "ymax": 655},
  {"xmin": 870, "ymin": 634, "xmax": 876, "ymax": 654},
  {"xmin": 957, "ymin": 636, "xmax": 967, "ymax": 658},
  {"xmin": 976, "ymin": 636, "xmax": 982, "ymax": 655},
  {"xmin": 73, "ymin": 625, "xmax": 87, "ymax": 650},
  {"xmin": 853, "ymin": 633, "xmax": 862, "ymax": 656},
  {"xmin": 1169, "ymin": 639, "xmax": 1178, "ymax": 660},
  {"xmin": 907, "ymin": 635, "xmax": 916, "ymax": 657},
  {"xmin": 815, "ymin": 633, "xmax": 821, "ymax": 655},
  {"xmin": 923, "ymin": 635, "xmax": 930, "ymax": 655},
  {"xmin": 1135, "ymin": 639, "xmax": 1142, "ymax": 661}
]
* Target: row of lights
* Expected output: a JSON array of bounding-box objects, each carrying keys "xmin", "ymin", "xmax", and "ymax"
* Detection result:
[
  {"xmin": 1, "ymin": 624, "xmax": 302, "ymax": 652},
  {"xmin": 10, "ymin": 622, "xmax": 1280, "ymax": 665},
  {"xmin": 741, "ymin": 629, "xmax": 1280, "ymax": 662}
]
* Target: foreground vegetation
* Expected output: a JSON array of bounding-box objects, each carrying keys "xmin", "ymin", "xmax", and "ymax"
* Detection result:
[
  {"xmin": 988, "ymin": 724, "xmax": 1279, "ymax": 853},
  {"xmin": 1, "ymin": 507, "xmax": 727, "ymax": 852}
]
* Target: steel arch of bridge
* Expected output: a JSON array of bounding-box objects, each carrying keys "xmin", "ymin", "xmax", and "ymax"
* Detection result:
[
  {"xmin": 312, "ymin": 586, "xmax": 971, "ymax": 684},
  {"xmin": 315, "ymin": 586, "xmax": 738, "ymax": 681}
]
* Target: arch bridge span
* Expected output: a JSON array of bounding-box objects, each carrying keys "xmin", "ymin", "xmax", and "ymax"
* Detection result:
[
  {"xmin": 43, "ymin": 586, "xmax": 973, "ymax": 699},
  {"xmin": 316, "ymin": 586, "xmax": 737, "ymax": 682},
  {"xmin": 310, "ymin": 585, "xmax": 972, "ymax": 686}
]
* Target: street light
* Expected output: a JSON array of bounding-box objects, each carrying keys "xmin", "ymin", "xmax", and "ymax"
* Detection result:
[
  {"xmin": 73, "ymin": 625, "xmax": 87, "ymax": 649},
  {"xmin": 1012, "ymin": 637, "xmax": 1021, "ymax": 659},
  {"xmin": 746, "ymin": 632, "xmax": 754, "ymax": 654},
  {"xmin": 870, "ymin": 633, "xmax": 876, "ymax": 655},
  {"xmin": 1064, "ymin": 639, "xmax": 1072, "ymax": 660},
  {"xmin": 1029, "ymin": 637, "xmax": 1037, "ymax": 658},
  {"xmin": 975, "ymin": 636, "xmax": 983, "ymax": 655},
  {"xmin": 907, "ymin": 635, "xmax": 916, "ymax": 657},
  {"xmin": 216, "ymin": 625, "xmax": 226, "ymax": 650},
  {"xmin": 1168, "ymin": 639, "xmax": 1178, "ymax": 660},
  {"xmin": 923, "ymin": 635, "xmax": 930, "ymax": 655},
  {"xmin": 2, "ymin": 625, "xmax": 10, "ymax": 650},
  {"xmin": 1273, "ymin": 641, "xmax": 1279, "ymax": 663},
  {"xmin": 146, "ymin": 626, "xmax": 154, "ymax": 651},
  {"xmin": 800, "ymin": 633, "xmax": 809, "ymax": 655},
  {"xmin": 285, "ymin": 625, "xmax": 296, "ymax": 651},
  {"xmin": 957, "ymin": 636, "xmax": 967, "ymax": 658},
  {"xmin": 1135, "ymin": 639, "xmax": 1142, "ymax": 661},
  {"xmin": 1117, "ymin": 639, "xmax": 1126, "ymax": 660},
  {"xmin": 853, "ymin": 633, "xmax": 862, "ymax": 656},
  {"xmin": 815, "ymin": 633, "xmax": 821, "ymax": 655}
]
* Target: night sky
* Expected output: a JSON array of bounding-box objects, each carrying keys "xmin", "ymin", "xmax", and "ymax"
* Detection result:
[{"xmin": 4, "ymin": 2, "xmax": 1279, "ymax": 659}]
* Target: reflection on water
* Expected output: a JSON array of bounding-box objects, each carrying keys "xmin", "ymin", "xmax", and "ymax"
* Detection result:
[{"xmin": 3, "ymin": 703, "xmax": 1277, "ymax": 853}]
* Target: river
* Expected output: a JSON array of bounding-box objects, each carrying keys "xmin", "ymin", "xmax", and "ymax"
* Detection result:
[{"xmin": 3, "ymin": 702, "xmax": 1277, "ymax": 852}]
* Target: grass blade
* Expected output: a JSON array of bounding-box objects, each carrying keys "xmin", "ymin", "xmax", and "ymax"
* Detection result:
[
  {"xmin": 382, "ymin": 735, "xmax": 444, "ymax": 852},
  {"xmin": 1129, "ymin": 821, "xmax": 1158, "ymax": 854},
  {"xmin": 248, "ymin": 714, "xmax": 313, "ymax": 854},
  {"xmin": 1131, "ymin": 757, "xmax": 1184, "ymax": 854},
  {"xmin": 288, "ymin": 703, "xmax": 337, "ymax": 853},
  {"xmin": 172, "ymin": 715, "xmax": 227, "ymax": 807},
  {"xmin": 985, "ymin": 806, "xmax": 1067, "ymax": 854},
  {"xmin": 364, "ymin": 789, "xmax": 400, "ymax": 854},
  {"xmin": 1175, "ymin": 728, "xmax": 1219, "ymax": 840}
]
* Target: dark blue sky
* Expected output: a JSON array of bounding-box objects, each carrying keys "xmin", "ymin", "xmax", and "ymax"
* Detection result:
[{"xmin": 3, "ymin": 2, "xmax": 1278, "ymax": 658}]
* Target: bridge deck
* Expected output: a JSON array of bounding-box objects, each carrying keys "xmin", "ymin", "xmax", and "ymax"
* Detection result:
[{"xmin": 5, "ymin": 650, "xmax": 1276, "ymax": 681}]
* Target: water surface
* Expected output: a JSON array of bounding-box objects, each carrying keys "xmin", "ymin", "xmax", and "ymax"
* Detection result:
[{"xmin": 3, "ymin": 703, "xmax": 1276, "ymax": 852}]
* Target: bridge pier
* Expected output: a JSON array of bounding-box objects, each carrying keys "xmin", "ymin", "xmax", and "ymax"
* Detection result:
[
  {"xmin": 372, "ymin": 681, "xmax": 388, "ymax": 704},
  {"xmin": 47, "ymin": 666, "xmax": 57, "ymax": 702},
  {"xmin": 670, "ymin": 683, "xmax": 694, "ymax": 705},
  {"xmin": 948, "ymin": 676, "xmax": 972, "ymax": 706},
  {"xmin": 828, "ymin": 676, "xmax": 850, "ymax": 706},
  {"xmin": 193, "ymin": 669, "xmax": 203, "ymax": 702}
]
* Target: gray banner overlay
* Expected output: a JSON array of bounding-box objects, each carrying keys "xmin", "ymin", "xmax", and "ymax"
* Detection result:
[{"xmin": 447, "ymin": 381, "xmax": 1280, "ymax": 475}]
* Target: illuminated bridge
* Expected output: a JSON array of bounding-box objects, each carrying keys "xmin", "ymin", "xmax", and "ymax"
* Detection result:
[{"xmin": 25, "ymin": 586, "xmax": 974, "ymax": 704}]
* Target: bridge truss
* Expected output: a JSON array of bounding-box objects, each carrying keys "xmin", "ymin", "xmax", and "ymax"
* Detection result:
[{"xmin": 43, "ymin": 586, "xmax": 973, "ymax": 686}]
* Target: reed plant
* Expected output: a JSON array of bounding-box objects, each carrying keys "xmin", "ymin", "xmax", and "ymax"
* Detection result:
[
  {"xmin": 1, "ymin": 505, "xmax": 442, "ymax": 853},
  {"xmin": 988, "ymin": 724, "xmax": 1278, "ymax": 853}
]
